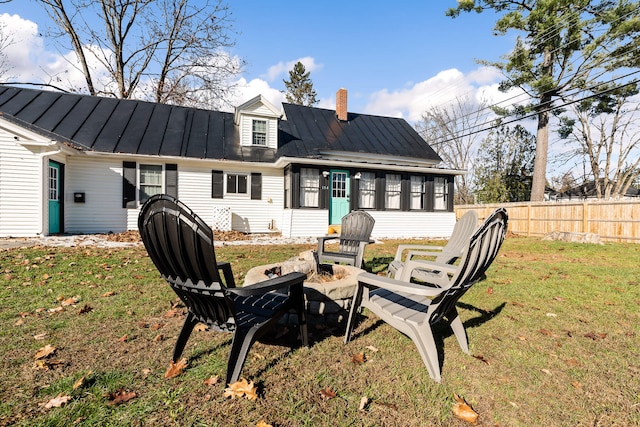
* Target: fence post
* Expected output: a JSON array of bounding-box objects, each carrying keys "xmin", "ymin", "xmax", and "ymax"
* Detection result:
[{"xmin": 527, "ymin": 203, "xmax": 531, "ymax": 237}]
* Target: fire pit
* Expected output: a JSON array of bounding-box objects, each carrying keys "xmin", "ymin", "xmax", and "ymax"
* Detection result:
[{"xmin": 243, "ymin": 250, "xmax": 362, "ymax": 326}]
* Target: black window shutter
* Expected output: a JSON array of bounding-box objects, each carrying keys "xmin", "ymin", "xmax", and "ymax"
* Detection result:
[
  {"xmin": 401, "ymin": 174, "xmax": 410, "ymax": 211},
  {"xmin": 251, "ymin": 173, "xmax": 262, "ymax": 200},
  {"xmin": 212, "ymin": 170, "xmax": 224, "ymax": 198},
  {"xmin": 320, "ymin": 170, "xmax": 329, "ymax": 209},
  {"xmin": 447, "ymin": 177, "xmax": 455, "ymax": 212},
  {"xmin": 123, "ymin": 161, "xmax": 136, "ymax": 208},
  {"xmin": 291, "ymin": 165, "xmax": 300, "ymax": 208},
  {"xmin": 165, "ymin": 164, "xmax": 178, "ymax": 198}
]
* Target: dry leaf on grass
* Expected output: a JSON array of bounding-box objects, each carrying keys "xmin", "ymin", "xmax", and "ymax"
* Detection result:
[
  {"xmin": 77, "ymin": 304, "xmax": 93, "ymax": 314},
  {"xmin": 472, "ymin": 354, "xmax": 490, "ymax": 364},
  {"xmin": 106, "ymin": 390, "xmax": 137, "ymax": 405},
  {"xmin": 365, "ymin": 345, "xmax": 378, "ymax": 352},
  {"xmin": 204, "ymin": 375, "xmax": 219, "ymax": 386},
  {"xmin": 42, "ymin": 393, "xmax": 71, "ymax": 409},
  {"xmin": 223, "ymin": 378, "xmax": 258, "ymax": 400},
  {"xmin": 165, "ymin": 358, "xmax": 188, "ymax": 379},
  {"xmin": 358, "ymin": 396, "xmax": 369, "ymax": 411},
  {"xmin": 453, "ymin": 394, "xmax": 479, "ymax": 425},
  {"xmin": 256, "ymin": 420, "xmax": 272, "ymax": 427},
  {"xmin": 118, "ymin": 334, "xmax": 128, "ymax": 343},
  {"xmin": 194, "ymin": 323, "xmax": 208, "ymax": 332},
  {"xmin": 319, "ymin": 386, "xmax": 337, "ymax": 399},
  {"xmin": 351, "ymin": 352, "xmax": 366, "ymax": 365},
  {"xmin": 34, "ymin": 344, "xmax": 56, "ymax": 360}
]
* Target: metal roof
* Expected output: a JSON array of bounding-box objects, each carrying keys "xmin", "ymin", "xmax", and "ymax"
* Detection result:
[{"xmin": 0, "ymin": 85, "xmax": 440, "ymax": 165}]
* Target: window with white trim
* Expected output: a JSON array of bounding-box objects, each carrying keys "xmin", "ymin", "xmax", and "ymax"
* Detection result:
[
  {"xmin": 139, "ymin": 164, "xmax": 163, "ymax": 204},
  {"xmin": 385, "ymin": 173, "xmax": 401, "ymax": 209},
  {"xmin": 410, "ymin": 176, "xmax": 425, "ymax": 210},
  {"xmin": 434, "ymin": 177, "xmax": 449, "ymax": 210},
  {"xmin": 227, "ymin": 173, "xmax": 248, "ymax": 195},
  {"xmin": 300, "ymin": 168, "xmax": 319, "ymax": 207},
  {"xmin": 358, "ymin": 172, "xmax": 376, "ymax": 209},
  {"xmin": 252, "ymin": 119, "xmax": 267, "ymax": 145}
]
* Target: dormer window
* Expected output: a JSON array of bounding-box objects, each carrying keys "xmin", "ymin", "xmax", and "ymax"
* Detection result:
[{"xmin": 252, "ymin": 119, "xmax": 267, "ymax": 145}]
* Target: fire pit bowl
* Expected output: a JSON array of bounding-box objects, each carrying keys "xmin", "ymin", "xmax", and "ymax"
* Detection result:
[{"xmin": 243, "ymin": 250, "xmax": 362, "ymax": 326}]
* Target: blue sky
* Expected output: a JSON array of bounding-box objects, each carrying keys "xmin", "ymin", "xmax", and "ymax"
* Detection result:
[{"xmin": 1, "ymin": 1, "xmax": 518, "ymax": 123}]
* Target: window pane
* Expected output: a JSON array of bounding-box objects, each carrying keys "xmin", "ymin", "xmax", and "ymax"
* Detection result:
[
  {"xmin": 252, "ymin": 119, "xmax": 267, "ymax": 145},
  {"xmin": 434, "ymin": 177, "xmax": 448, "ymax": 210},
  {"xmin": 227, "ymin": 174, "xmax": 248, "ymax": 194},
  {"xmin": 139, "ymin": 164, "xmax": 162, "ymax": 203},
  {"xmin": 359, "ymin": 172, "xmax": 376, "ymax": 209},
  {"xmin": 332, "ymin": 172, "xmax": 347, "ymax": 198},
  {"xmin": 385, "ymin": 173, "xmax": 401, "ymax": 209},
  {"xmin": 300, "ymin": 168, "xmax": 319, "ymax": 207},
  {"xmin": 410, "ymin": 176, "xmax": 424, "ymax": 210}
]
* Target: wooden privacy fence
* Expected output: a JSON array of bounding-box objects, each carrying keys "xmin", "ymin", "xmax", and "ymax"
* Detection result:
[{"xmin": 456, "ymin": 200, "xmax": 640, "ymax": 243}]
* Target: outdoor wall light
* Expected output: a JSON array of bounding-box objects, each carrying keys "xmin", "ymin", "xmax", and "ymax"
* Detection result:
[
  {"xmin": 322, "ymin": 171, "xmax": 330, "ymax": 178},
  {"xmin": 354, "ymin": 172, "xmax": 362, "ymax": 179}
]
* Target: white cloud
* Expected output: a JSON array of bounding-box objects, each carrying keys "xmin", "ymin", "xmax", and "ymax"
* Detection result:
[
  {"xmin": 231, "ymin": 77, "xmax": 286, "ymax": 110},
  {"xmin": 263, "ymin": 56, "xmax": 322, "ymax": 82}
]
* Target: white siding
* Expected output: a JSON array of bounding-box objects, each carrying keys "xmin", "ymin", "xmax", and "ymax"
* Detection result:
[
  {"xmin": 178, "ymin": 163, "xmax": 284, "ymax": 233},
  {"xmin": 283, "ymin": 209, "xmax": 330, "ymax": 237},
  {"xmin": 0, "ymin": 131, "xmax": 44, "ymax": 237},
  {"xmin": 367, "ymin": 211, "xmax": 456, "ymax": 239},
  {"xmin": 65, "ymin": 157, "xmax": 128, "ymax": 233},
  {"xmin": 281, "ymin": 209, "xmax": 456, "ymax": 239}
]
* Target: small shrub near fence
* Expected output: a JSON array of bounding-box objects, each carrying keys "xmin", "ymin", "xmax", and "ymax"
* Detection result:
[{"xmin": 456, "ymin": 200, "xmax": 640, "ymax": 243}]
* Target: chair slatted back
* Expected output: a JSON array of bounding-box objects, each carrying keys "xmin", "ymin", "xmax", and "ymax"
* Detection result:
[
  {"xmin": 338, "ymin": 211, "xmax": 375, "ymax": 255},
  {"xmin": 428, "ymin": 208, "xmax": 508, "ymax": 325},
  {"xmin": 436, "ymin": 210, "xmax": 478, "ymax": 263},
  {"xmin": 138, "ymin": 195, "xmax": 235, "ymax": 327}
]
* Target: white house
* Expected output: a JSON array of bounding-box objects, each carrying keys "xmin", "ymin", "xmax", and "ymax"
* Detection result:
[{"xmin": 0, "ymin": 86, "xmax": 463, "ymax": 238}]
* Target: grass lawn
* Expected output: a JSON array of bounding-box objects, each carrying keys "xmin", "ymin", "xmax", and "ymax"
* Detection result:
[{"xmin": 0, "ymin": 236, "xmax": 639, "ymax": 426}]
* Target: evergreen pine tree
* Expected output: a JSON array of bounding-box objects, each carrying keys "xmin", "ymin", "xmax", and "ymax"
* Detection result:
[{"xmin": 283, "ymin": 61, "xmax": 318, "ymax": 106}]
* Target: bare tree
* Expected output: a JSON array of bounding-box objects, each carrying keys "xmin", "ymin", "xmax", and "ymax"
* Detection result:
[
  {"xmin": 38, "ymin": 0, "xmax": 242, "ymax": 107},
  {"xmin": 416, "ymin": 96, "xmax": 492, "ymax": 204},
  {"xmin": 557, "ymin": 85, "xmax": 640, "ymax": 199},
  {"xmin": 0, "ymin": 18, "xmax": 15, "ymax": 81}
]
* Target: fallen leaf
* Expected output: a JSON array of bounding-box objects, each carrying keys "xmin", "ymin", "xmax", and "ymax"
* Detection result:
[
  {"xmin": 101, "ymin": 291, "xmax": 116, "ymax": 297},
  {"xmin": 14, "ymin": 319, "xmax": 24, "ymax": 326},
  {"xmin": 34, "ymin": 344, "xmax": 56, "ymax": 360},
  {"xmin": 358, "ymin": 396, "xmax": 369, "ymax": 411},
  {"xmin": 487, "ymin": 286, "xmax": 493, "ymax": 294},
  {"xmin": 204, "ymin": 375, "xmax": 220, "ymax": 386},
  {"xmin": 194, "ymin": 323, "xmax": 208, "ymax": 332},
  {"xmin": 61, "ymin": 296, "xmax": 79, "ymax": 306},
  {"xmin": 73, "ymin": 372, "xmax": 92, "ymax": 390},
  {"xmin": 43, "ymin": 393, "xmax": 71, "ymax": 409},
  {"xmin": 374, "ymin": 401, "xmax": 398, "ymax": 411},
  {"xmin": 48, "ymin": 306, "xmax": 64, "ymax": 314},
  {"xmin": 151, "ymin": 323, "xmax": 165, "ymax": 330},
  {"xmin": 572, "ymin": 381, "xmax": 583, "ymax": 389},
  {"xmin": 472, "ymin": 354, "xmax": 489, "ymax": 365},
  {"xmin": 351, "ymin": 352, "xmax": 366, "ymax": 365},
  {"xmin": 106, "ymin": 390, "xmax": 137, "ymax": 405},
  {"xmin": 153, "ymin": 334, "xmax": 164, "ymax": 342},
  {"xmin": 165, "ymin": 358, "xmax": 187, "ymax": 379},
  {"xmin": 33, "ymin": 333, "xmax": 47, "ymax": 340},
  {"xmin": 77, "ymin": 304, "xmax": 93, "ymax": 314},
  {"xmin": 365, "ymin": 345, "xmax": 378, "ymax": 353},
  {"xmin": 553, "ymin": 296, "xmax": 566, "ymax": 301},
  {"xmin": 164, "ymin": 309, "xmax": 182, "ymax": 318},
  {"xmin": 256, "ymin": 421, "xmax": 272, "ymax": 427},
  {"xmin": 452, "ymin": 394, "xmax": 479, "ymax": 425},
  {"xmin": 319, "ymin": 386, "xmax": 337, "ymax": 399},
  {"xmin": 118, "ymin": 334, "xmax": 128, "ymax": 343},
  {"xmin": 584, "ymin": 332, "xmax": 607, "ymax": 340},
  {"xmin": 223, "ymin": 378, "xmax": 258, "ymax": 400},
  {"xmin": 566, "ymin": 358, "xmax": 581, "ymax": 367},
  {"xmin": 539, "ymin": 328, "xmax": 557, "ymax": 337}
]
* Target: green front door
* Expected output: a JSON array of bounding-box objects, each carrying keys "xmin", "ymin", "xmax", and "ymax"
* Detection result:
[
  {"xmin": 48, "ymin": 161, "xmax": 62, "ymax": 234},
  {"xmin": 329, "ymin": 170, "xmax": 350, "ymax": 224}
]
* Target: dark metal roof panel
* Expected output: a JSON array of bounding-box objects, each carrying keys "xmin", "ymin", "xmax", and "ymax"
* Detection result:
[
  {"xmin": 33, "ymin": 94, "xmax": 81, "ymax": 132},
  {"xmin": 114, "ymin": 102, "xmax": 154, "ymax": 154},
  {"xmin": 92, "ymin": 100, "xmax": 137, "ymax": 152}
]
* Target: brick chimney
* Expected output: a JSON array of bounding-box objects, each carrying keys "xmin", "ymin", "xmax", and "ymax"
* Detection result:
[{"xmin": 336, "ymin": 88, "xmax": 348, "ymax": 121}]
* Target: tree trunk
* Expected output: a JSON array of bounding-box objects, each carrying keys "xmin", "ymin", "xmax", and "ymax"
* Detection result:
[{"xmin": 530, "ymin": 103, "xmax": 549, "ymax": 201}]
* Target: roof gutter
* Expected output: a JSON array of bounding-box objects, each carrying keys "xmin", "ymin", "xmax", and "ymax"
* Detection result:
[{"xmin": 275, "ymin": 156, "xmax": 466, "ymax": 176}]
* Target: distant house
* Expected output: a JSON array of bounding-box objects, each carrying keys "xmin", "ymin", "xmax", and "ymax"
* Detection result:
[
  {"xmin": 0, "ymin": 85, "xmax": 463, "ymax": 238},
  {"xmin": 554, "ymin": 180, "xmax": 640, "ymax": 201}
]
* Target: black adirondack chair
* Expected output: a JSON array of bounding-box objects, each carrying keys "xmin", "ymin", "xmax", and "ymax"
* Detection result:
[
  {"xmin": 345, "ymin": 208, "xmax": 508, "ymax": 383},
  {"xmin": 138, "ymin": 194, "xmax": 308, "ymax": 384}
]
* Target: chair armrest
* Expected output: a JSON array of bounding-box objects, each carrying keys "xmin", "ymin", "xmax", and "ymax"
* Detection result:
[
  {"xmin": 357, "ymin": 272, "xmax": 447, "ymax": 296},
  {"xmin": 393, "ymin": 244, "xmax": 445, "ymax": 262},
  {"xmin": 227, "ymin": 272, "xmax": 307, "ymax": 297},
  {"xmin": 217, "ymin": 261, "xmax": 236, "ymax": 288},
  {"xmin": 398, "ymin": 259, "xmax": 457, "ymax": 283}
]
